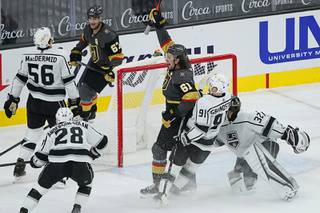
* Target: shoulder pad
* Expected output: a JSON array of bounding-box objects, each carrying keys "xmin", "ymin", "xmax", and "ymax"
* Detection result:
[{"xmin": 172, "ymin": 68, "xmax": 194, "ymax": 84}]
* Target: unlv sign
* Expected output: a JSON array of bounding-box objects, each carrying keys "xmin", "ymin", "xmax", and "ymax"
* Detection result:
[{"xmin": 260, "ymin": 15, "xmax": 320, "ymax": 64}]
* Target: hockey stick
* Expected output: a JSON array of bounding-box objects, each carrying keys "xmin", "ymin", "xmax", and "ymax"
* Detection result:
[
  {"xmin": 144, "ymin": 0, "xmax": 162, "ymax": 35},
  {"xmin": 0, "ymin": 124, "xmax": 51, "ymax": 158},
  {"xmin": 76, "ymin": 61, "xmax": 114, "ymax": 87},
  {"xmin": 0, "ymin": 161, "xmax": 30, "ymax": 168},
  {"xmin": 0, "ymin": 140, "xmax": 23, "ymax": 157},
  {"xmin": 157, "ymin": 116, "xmax": 186, "ymax": 202}
]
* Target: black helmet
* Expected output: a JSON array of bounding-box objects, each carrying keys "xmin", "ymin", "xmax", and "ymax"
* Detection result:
[
  {"xmin": 167, "ymin": 44, "xmax": 187, "ymax": 58},
  {"xmin": 87, "ymin": 5, "xmax": 103, "ymax": 18},
  {"xmin": 228, "ymin": 96, "xmax": 241, "ymax": 121},
  {"xmin": 167, "ymin": 44, "xmax": 190, "ymax": 69}
]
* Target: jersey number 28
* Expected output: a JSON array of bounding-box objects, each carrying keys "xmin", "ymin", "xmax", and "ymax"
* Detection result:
[{"xmin": 55, "ymin": 127, "xmax": 83, "ymax": 145}]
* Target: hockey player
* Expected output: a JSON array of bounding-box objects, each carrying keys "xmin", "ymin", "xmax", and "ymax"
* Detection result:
[
  {"xmin": 3, "ymin": 27, "xmax": 80, "ymax": 178},
  {"xmin": 155, "ymin": 74, "xmax": 232, "ymax": 200},
  {"xmin": 69, "ymin": 5, "xmax": 124, "ymax": 120},
  {"xmin": 19, "ymin": 108, "xmax": 108, "ymax": 213},
  {"xmin": 140, "ymin": 9, "xmax": 200, "ymax": 196},
  {"xmin": 217, "ymin": 96, "xmax": 310, "ymax": 200}
]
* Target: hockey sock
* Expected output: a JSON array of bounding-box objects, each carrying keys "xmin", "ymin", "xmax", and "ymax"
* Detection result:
[
  {"xmin": 152, "ymin": 160, "xmax": 167, "ymax": 185},
  {"xmin": 19, "ymin": 127, "xmax": 43, "ymax": 161},
  {"xmin": 75, "ymin": 184, "xmax": 92, "ymax": 206},
  {"xmin": 21, "ymin": 184, "xmax": 48, "ymax": 212},
  {"xmin": 80, "ymin": 101, "xmax": 93, "ymax": 119}
]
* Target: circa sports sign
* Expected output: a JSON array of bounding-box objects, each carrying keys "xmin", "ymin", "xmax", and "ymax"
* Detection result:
[{"xmin": 0, "ymin": 0, "xmax": 319, "ymax": 49}]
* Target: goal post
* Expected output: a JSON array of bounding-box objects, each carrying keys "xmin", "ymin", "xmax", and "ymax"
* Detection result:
[{"xmin": 114, "ymin": 53, "xmax": 238, "ymax": 167}]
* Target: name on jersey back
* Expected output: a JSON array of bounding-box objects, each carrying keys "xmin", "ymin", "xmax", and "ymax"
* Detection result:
[{"xmin": 25, "ymin": 55, "xmax": 58, "ymax": 63}]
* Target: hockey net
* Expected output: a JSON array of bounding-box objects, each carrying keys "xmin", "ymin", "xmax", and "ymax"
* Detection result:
[{"xmin": 93, "ymin": 53, "xmax": 237, "ymax": 169}]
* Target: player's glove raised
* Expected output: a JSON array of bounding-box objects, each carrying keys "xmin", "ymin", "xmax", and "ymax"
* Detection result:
[
  {"xmin": 68, "ymin": 98, "xmax": 81, "ymax": 116},
  {"xmin": 162, "ymin": 109, "xmax": 175, "ymax": 128},
  {"xmin": 4, "ymin": 94, "xmax": 20, "ymax": 118},
  {"xmin": 69, "ymin": 48, "xmax": 82, "ymax": 66},
  {"xmin": 149, "ymin": 8, "xmax": 167, "ymax": 28}
]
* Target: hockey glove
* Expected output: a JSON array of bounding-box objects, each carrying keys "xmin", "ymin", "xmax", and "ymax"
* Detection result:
[
  {"xmin": 69, "ymin": 48, "xmax": 82, "ymax": 66},
  {"xmin": 90, "ymin": 147, "xmax": 101, "ymax": 160},
  {"xmin": 68, "ymin": 98, "xmax": 81, "ymax": 116},
  {"xmin": 162, "ymin": 109, "xmax": 175, "ymax": 128},
  {"xmin": 104, "ymin": 69, "xmax": 115, "ymax": 83},
  {"xmin": 4, "ymin": 94, "xmax": 20, "ymax": 118},
  {"xmin": 180, "ymin": 131, "xmax": 192, "ymax": 146},
  {"xmin": 30, "ymin": 156, "xmax": 43, "ymax": 168},
  {"xmin": 149, "ymin": 9, "xmax": 167, "ymax": 28}
]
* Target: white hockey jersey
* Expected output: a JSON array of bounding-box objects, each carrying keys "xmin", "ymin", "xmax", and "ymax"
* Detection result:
[
  {"xmin": 184, "ymin": 93, "xmax": 231, "ymax": 151},
  {"xmin": 217, "ymin": 110, "xmax": 286, "ymax": 157},
  {"xmin": 10, "ymin": 46, "xmax": 79, "ymax": 101},
  {"xmin": 35, "ymin": 120, "xmax": 106, "ymax": 163}
]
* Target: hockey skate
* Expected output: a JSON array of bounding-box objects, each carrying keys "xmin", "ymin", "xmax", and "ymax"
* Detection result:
[
  {"xmin": 71, "ymin": 204, "xmax": 81, "ymax": 213},
  {"xmin": 13, "ymin": 158, "xmax": 26, "ymax": 179},
  {"xmin": 180, "ymin": 178, "xmax": 197, "ymax": 193},
  {"xmin": 140, "ymin": 184, "xmax": 159, "ymax": 198},
  {"xmin": 19, "ymin": 207, "xmax": 28, "ymax": 213},
  {"xmin": 153, "ymin": 192, "xmax": 168, "ymax": 207}
]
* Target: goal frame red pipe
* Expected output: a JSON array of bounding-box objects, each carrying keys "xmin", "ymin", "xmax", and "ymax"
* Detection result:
[{"xmin": 116, "ymin": 54, "xmax": 237, "ymax": 167}]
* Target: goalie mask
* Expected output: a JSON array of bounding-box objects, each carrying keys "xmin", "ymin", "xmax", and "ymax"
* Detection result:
[
  {"xmin": 56, "ymin": 108, "xmax": 73, "ymax": 123},
  {"xmin": 228, "ymin": 96, "xmax": 241, "ymax": 121},
  {"xmin": 207, "ymin": 74, "xmax": 229, "ymax": 95},
  {"xmin": 87, "ymin": 5, "xmax": 103, "ymax": 18},
  {"xmin": 33, "ymin": 27, "xmax": 53, "ymax": 49}
]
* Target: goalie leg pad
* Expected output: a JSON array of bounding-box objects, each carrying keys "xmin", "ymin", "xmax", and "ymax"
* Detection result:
[
  {"xmin": 262, "ymin": 140, "xmax": 280, "ymax": 158},
  {"xmin": 244, "ymin": 143, "xmax": 299, "ymax": 200},
  {"xmin": 227, "ymin": 170, "xmax": 247, "ymax": 192}
]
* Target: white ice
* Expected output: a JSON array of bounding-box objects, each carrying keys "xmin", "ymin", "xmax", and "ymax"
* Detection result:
[{"xmin": 1, "ymin": 83, "xmax": 320, "ymax": 213}]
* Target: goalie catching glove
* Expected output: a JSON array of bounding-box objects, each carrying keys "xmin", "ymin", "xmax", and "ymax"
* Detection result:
[
  {"xmin": 281, "ymin": 125, "xmax": 310, "ymax": 154},
  {"xmin": 69, "ymin": 48, "xmax": 82, "ymax": 66},
  {"xmin": 4, "ymin": 94, "xmax": 20, "ymax": 118}
]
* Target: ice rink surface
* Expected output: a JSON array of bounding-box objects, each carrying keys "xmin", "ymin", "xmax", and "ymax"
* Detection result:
[{"xmin": 1, "ymin": 83, "xmax": 320, "ymax": 213}]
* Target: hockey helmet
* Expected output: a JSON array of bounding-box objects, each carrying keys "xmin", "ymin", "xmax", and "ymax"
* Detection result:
[
  {"xmin": 207, "ymin": 73, "xmax": 229, "ymax": 95},
  {"xmin": 167, "ymin": 44, "xmax": 188, "ymax": 59},
  {"xmin": 87, "ymin": 5, "xmax": 103, "ymax": 18},
  {"xmin": 33, "ymin": 27, "xmax": 53, "ymax": 49},
  {"xmin": 56, "ymin": 108, "xmax": 73, "ymax": 123},
  {"xmin": 167, "ymin": 44, "xmax": 190, "ymax": 69}
]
